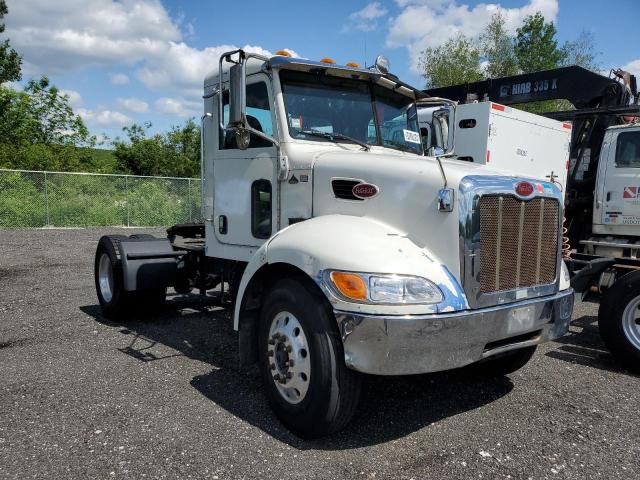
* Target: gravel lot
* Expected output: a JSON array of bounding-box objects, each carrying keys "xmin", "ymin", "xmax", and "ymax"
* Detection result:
[{"xmin": 0, "ymin": 228, "xmax": 639, "ymax": 479}]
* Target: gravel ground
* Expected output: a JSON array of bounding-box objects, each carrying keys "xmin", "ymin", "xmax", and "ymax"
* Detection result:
[{"xmin": 0, "ymin": 228, "xmax": 638, "ymax": 480}]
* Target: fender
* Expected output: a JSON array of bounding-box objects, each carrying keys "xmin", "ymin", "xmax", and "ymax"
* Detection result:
[{"xmin": 233, "ymin": 214, "xmax": 469, "ymax": 330}]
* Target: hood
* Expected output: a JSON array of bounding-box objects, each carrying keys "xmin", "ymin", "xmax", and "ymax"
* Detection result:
[{"xmin": 309, "ymin": 149, "xmax": 513, "ymax": 281}]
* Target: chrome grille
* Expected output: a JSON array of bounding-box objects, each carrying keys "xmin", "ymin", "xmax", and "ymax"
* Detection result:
[{"xmin": 478, "ymin": 195, "xmax": 559, "ymax": 293}]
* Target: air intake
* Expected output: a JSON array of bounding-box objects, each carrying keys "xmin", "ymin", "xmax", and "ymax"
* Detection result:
[{"xmin": 331, "ymin": 179, "xmax": 362, "ymax": 201}]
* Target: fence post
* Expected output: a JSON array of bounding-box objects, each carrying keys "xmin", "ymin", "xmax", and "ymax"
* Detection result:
[
  {"xmin": 125, "ymin": 175, "xmax": 130, "ymax": 227},
  {"xmin": 44, "ymin": 171, "xmax": 50, "ymax": 227},
  {"xmin": 188, "ymin": 178, "xmax": 192, "ymax": 222}
]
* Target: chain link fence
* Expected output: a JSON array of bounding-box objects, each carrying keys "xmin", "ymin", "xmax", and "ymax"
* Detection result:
[{"xmin": 0, "ymin": 169, "xmax": 202, "ymax": 228}]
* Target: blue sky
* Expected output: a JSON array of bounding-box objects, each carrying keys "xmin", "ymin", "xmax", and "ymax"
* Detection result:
[{"xmin": 4, "ymin": 0, "xmax": 639, "ymax": 143}]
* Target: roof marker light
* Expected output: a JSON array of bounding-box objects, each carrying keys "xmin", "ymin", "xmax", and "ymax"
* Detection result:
[
  {"xmin": 275, "ymin": 50, "xmax": 292, "ymax": 57},
  {"xmin": 346, "ymin": 62, "xmax": 361, "ymax": 68},
  {"xmin": 320, "ymin": 57, "xmax": 336, "ymax": 65}
]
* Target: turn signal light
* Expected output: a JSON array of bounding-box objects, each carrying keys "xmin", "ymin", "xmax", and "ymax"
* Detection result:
[
  {"xmin": 320, "ymin": 57, "xmax": 336, "ymax": 65},
  {"xmin": 330, "ymin": 272, "xmax": 367, "ymax": 301},
  {"xmin": 275, "ymin": 50, "xmax": 292, "ymax": 57}
]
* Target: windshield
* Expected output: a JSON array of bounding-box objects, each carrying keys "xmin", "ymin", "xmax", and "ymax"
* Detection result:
[{"xmin": 280, "ymin": 70, "xmax": 423, "ymax": 155}]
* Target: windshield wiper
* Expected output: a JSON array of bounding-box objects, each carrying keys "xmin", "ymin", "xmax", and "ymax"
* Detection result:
[{"xmin": 300, "ymin": 129, "xmax": 370, "ymax": 151}]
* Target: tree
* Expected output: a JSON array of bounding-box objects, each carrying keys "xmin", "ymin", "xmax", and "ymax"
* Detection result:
[
  {"xmin": 481, "ymin": 13, "xmax": 519, "ymax": 78},
  {"xmin": 561, "ymin": 30, "xmax": 599, "ymax": 71},
  {"xmin": 514, "ymin": 12, "xmax": 566, "ymax": 73},
  {"xmin": 113, "ymin": 120, "xmax": 201, "ymax": 178},
  {"xmin": 0, "ymin": 0, "xmax": 21, "ymax": 84},
  {"xmin": 419, "ymin": 34, "xmax": 484, "ymax": 88},
  {"xmin": 0, "ymin": 76, "xmax": 92, "ymax": 146}
]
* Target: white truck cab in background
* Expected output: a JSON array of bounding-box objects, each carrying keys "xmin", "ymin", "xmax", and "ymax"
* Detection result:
[{"xmin": 94, "ymin": 50, "xmax": 573, "ymax": 438}]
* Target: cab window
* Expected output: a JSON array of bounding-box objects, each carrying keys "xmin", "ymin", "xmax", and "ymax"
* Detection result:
[
  {"xmin": 615, "ymin": 131, "xmax": 640, "ymax": 168},
  {"xmin": 221, "ymin": 81, "xmax": 274, "ymax": 149}
]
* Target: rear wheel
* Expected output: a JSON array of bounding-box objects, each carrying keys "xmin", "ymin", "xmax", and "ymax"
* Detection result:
[
  {"xmin": 94, "ymin": 235, "xmax": 129, "ymax": 320},
  {"xmin": 94, "ymin": 235, "xmax": 166, "ymax": 320},
  {"xmin": 598, "ymin": 271, "xmax": 640, "ymax": 373},
  {"xmin": 470, "ymin": 346, "xmax": 537, "ymax": 377},
  {"xmin": 259, "ymin": 277, "xmax": 361, "ymax": 438}
]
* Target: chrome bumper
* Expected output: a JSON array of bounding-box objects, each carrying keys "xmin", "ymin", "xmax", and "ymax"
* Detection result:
[{"xmin": 334, "ymin": 289, "xmax": 574, "ymax": 375}]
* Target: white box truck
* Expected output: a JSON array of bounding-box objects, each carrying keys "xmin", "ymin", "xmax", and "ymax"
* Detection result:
[
  {"xmin": 419, "ymin": 101, "xmax": 572, "ymax": 191},
  {"xmin": 93, "ymin": 50, "xmax": 573, "ymax": 438}
]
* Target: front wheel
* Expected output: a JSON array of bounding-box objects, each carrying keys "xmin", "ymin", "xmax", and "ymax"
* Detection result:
[
  {"xmin": 259, "ymin": 277, "xmax": 361, "ymax": 438},
  {"xmin": 598, "ymin": 271, "xmax": 640, "ymax": 373}
]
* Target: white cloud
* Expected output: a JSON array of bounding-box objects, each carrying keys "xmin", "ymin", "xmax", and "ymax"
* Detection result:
[
  {"xmin": 4, "ymin": 0, "xmax": 291, "ymax": 107},
  {"xmin": 78, "ymin": 108, "xmax": 132, "ymax": 127},
  {"xmin": 116, "ymin": 97, "xmax": 149, "ymax": 113},
  {"xmin": 155, "ymin": 97, "xmax": 200, "ymax": 118},
  {"xmin": 386, "ymin": 0, "xmax": 559, "ymax": 73},
  {"xmin": 5, "ymin": 0, "xmax": 181, "ymax": 75},
  {"xmin": 110, "ymin": 73, "xmax": 130, "ymax": 86},
  {"xmin": 345, "ymin": 2, "xmax": 389, "ymax": 32},
  {"xmin": 622, "ymin": 59, "xmax": 640, "ymax": 79},
  {"xmin": 60, "ymin": 89, "xmax": 82, "ymax": 107},
  {"xmin": 137, "ymin": 43, "xmax": 272, "ymax": 100}
]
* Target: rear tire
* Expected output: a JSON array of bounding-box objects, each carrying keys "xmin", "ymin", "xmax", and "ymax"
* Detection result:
[
  {"xmin": 470, "ymin": 346, "xmax": 537, "ymax": 377},
  {"xmin": 259, "ymin": 277, "xmax": 361, "ymax": 438},
  {"xmin": 598, "ymin": 271, "xmax": 640, "ymax": 373},
  {"xmin": 94, "ymin": 235, "xmax": 130, "ymax": 320}
]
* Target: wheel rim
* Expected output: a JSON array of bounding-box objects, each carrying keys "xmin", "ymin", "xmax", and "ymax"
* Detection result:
[
  {"xmin": 98, "ymin": 253, "xmax": 114, "ymax": 303},
  {"xmin": 621, "ymin": 295, "xmax": 640, "ymax": 351},
  {"xmin": 267, "ymin": 311, "xmax": 311, "ymax": 405}
]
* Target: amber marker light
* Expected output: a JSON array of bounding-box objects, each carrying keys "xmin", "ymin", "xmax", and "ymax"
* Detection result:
[
  {"xmin": 330, "ymin": 272, "xmax": 367, "ymax": 301},
  {"xmin": 345, "ymin": 62, "xmax": 361, "ymax": 68},
  {"xmin": 275, "ymin": 50, "xmax": 292, "ymax": 57},
  {"xmin": 320, "ymin": 57, "xmax": 336, "ymax": 64}
]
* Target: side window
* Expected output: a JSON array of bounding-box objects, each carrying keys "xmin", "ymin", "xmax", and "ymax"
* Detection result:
[
  {"xmin": 251, "ymin": 179, "xmax": 272, "ymax": 239},
  {"xmin": 615, "ymin": 131, "xmax": 640, "ymax": 168},
  {"xmin": 221, "ymin": 81, "xmax": 274, "ymax": 149}
]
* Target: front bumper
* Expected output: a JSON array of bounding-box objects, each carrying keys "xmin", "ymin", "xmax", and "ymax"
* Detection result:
[{"xmin": 334, "ymin": 289, "xmax": 574, "ymax": 375}]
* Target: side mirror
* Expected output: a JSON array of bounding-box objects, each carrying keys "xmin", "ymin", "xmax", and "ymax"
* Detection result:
[
  {"xmin": 218, "ymin": 49, "xmax": 280, "ymax": 152},
  {"xmin": 432, "ymin": 107, "xmax": 455, "ymax": 156},
  {"xmin": 228, "ymin": 63, "xmax": 246, "ymax": 129}
]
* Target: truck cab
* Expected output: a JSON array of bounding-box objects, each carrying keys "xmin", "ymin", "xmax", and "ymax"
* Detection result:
[{"xmin": 94, "ymin": 50, "xmax": 573, "ymax": 438}]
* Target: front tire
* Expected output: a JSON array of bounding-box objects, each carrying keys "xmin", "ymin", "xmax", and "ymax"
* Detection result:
[
  {"xmin": 259, "ymin": 277, "xmax": 361, "ymax": 438},
  {"xmin": 598, "ymin": 271, "xmax": 640, "ymax": 373}
]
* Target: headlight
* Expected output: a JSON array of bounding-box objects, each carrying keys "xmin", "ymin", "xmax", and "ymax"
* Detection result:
[{"xmin": 328, "ymin": 271, "xmax": 443, "ymax": 304}]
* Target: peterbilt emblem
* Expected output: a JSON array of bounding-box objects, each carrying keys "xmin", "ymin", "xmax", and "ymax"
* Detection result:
[
  {"xmin": 352, "ymin": 183, "xmax": 379, "ymax": 199},
  {"xmin": 515, "ymin": 181, "xmax": 534, "ymax": 197}
]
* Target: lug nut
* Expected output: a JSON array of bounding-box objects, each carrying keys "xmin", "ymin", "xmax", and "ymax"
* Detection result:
[
  {"xmin": 288, "ymin": 359, "xmax": 294, "ymax": 367},
  {"xmin": 273, "ymin": 373, "xmax": 281, "ymax": 381},
  {"xmin": 270, "ymin": 363, "xmax": 276, "ymax": 370},
  {"xmin": 268, "ymin": 338, "xmax": 276, "ymax": 345},
  {"xmin": 267, "ymin": 351, "xmax": 274, "ymax": 357},
  {"xmin": 286, "ymin": 345, "xmax": 293, "ymax": 353},
  {"xmin": 286, "ymin": 372, "xmax": 293, "ymax": 379}
]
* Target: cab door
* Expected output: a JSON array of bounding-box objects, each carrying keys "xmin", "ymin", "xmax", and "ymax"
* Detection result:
[
  {"xmin": 213, "ymin": 73, "xmax": 279, "ymax": 247},
  {"xmin": 597, "ymin": 128, "xmax": 640, "ymax": 231}
]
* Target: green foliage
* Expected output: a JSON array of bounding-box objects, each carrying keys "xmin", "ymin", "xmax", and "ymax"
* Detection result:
[
  {"xmin": 561, "ymin": 31, "xmax": 599, "ymax": 71},
  {"xmin": 419, "ymin": 34, "xmax": 484, "ymax": 88},
  {"xmin": 514, "ymin": 12, "xmax": 566, "ymax": 73},
  {"xmin": 0, "ymin": 170, "xmax": 201, "ymax": 228},
  {"xmin": 113, "ymin": 119, "xmax": 200, "ymax": 178},
  {"xmin": 0, "ymin": 0, "xmax": 22, "ymax": 84},
  {"xmin": 481, "ymin": 13, "xmax": 519, "ymax": 78}
]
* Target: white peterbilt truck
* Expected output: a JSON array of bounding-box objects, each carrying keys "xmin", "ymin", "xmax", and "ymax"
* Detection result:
[{"xmin": 94, "ymin": 50, "xmax": 573, "ymax": 438}]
